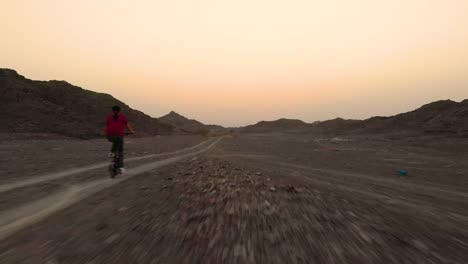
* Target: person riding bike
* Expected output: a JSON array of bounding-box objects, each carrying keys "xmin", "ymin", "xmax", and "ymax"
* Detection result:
[{"xmin": 106, "ymin": 106, "xmax": 134, "ymax": 173}]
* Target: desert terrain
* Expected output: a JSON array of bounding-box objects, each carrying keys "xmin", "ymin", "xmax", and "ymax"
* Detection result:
[{"xmin": 0, "ymin": 132, "xmax": 467, "ymax": 263}]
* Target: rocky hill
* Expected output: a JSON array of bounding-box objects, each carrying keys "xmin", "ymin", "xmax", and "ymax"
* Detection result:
[
  {"xmin": 362, "ymin": 100, "xmax": 468, "ymax": 134},
  {"xmin": 312, "ymin": 100, "xmax": 468, "ymax": 136},
  {"xmin": 0, "ymin": 69, "xmax": 174, "ymax": 138},
  {"xmin": 159, "ymin": 111, "xmax": 210, "ymax": 135},
  {"xmin": 240, "ymin": 118, "xmax": 310, "ymax": 133},
  {"xmin": 241, "ymin": 100, "xmax": 468, "ymax": 136}
]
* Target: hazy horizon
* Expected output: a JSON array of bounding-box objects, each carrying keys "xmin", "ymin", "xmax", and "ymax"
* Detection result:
[{"xmin": 2, "ymin": 0, "xmax": 468, "ymax": 126}]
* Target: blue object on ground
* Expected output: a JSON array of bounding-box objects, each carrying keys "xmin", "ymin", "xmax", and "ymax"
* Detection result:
[{"xmin": 397, "ymin": 170, "xmax": 408, "ymax": 176}]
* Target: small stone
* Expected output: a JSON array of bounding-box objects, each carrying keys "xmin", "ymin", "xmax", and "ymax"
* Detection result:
[
  {"xmin": 256, "ymin": 172, "xmax": 262, "ymax": 176},
  {"xmin": 105, "ymin": 233, "xmax": 120, "ymax": 244},
  {"xmin": 412, "ymin": 240, "xmax": 429, "ymax": 251},
  {"xmin": 95, "ymin": 223, "xmax": 107, "ymax": 231},
  {"xmin": 286, "ymin": 185, "xmax": 299, "ymax": 193},
  {"xmin": 118, "ymin": 206, "xmax": 128, "ymax": 213},
  {"xmin": 270, "ymin": 186, "xmax": 277, "ymax": 192},
  {"xmin": 132, "ymin": 223, "xmax": 141, "ymax": 231},
  {"xmin": 226, "ymin": 206, "xmax": 235, "ymax": 215},
  {"xmin": 208, "ymin": 238, "xmax": 217, "ymax": 249},
  {"xmin": 139, "ymin": 186, "xmax": 149, "ymax": 191},
  {"xmin": 359, "ymin": 231, "xmax": 371, "ymax": 243},
  {"xmin": 233, "ymin": 244, "xmax": 247, "ymax": 258}
]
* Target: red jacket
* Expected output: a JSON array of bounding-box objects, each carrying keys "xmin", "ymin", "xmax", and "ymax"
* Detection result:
[{"xmin": 106, "ymin": 113, "xmax": 128, "ymax": 136}]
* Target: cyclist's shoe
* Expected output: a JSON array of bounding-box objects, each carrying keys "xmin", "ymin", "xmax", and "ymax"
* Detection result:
[
  {"xmin": 108, "ymin": 152, "xmax": 115, "ymax": 158},
  {"xmin": 119, "ymin": 167, "xmax": 126, "ymax": 174}
]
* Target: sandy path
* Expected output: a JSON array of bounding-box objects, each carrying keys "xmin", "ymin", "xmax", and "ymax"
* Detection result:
[
  {"xmin": 0, "ymin": 137, "xmax": 222, "ymax": 240},
  {"xmin": 0, "ymin": 138, "xmax": 216, "ymax": 193}
]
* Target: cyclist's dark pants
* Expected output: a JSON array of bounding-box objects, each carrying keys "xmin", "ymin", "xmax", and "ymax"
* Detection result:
[{"xmin": 108, "ymin": 136, "xmax": 124, "ymax": 168}]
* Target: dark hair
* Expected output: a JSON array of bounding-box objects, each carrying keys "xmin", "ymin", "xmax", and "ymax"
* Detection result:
[{"xmin": 112, "ymin": 106, "xmax": 121, "ymax": 121}]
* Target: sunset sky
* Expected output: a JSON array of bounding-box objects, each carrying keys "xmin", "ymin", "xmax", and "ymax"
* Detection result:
[{"xmin": 2, "ymin": 0, "xmax": 468, "ymax": 126}]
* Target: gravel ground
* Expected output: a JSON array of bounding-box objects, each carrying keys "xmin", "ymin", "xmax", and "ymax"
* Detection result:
[{"xmin": 0, "ymin": 134, "xmax": 467, "ymax": 263}]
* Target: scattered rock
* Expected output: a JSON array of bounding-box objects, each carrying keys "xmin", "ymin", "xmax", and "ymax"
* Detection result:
[
  {"xmin": 286, "ymin": 185, "xmax": 301, "ymax": 193},
  {"xmin": 226, "ymin": 205, "xmax": 235, "ymax": 215},
  {"xmin": 359, "ymin": 231, "xmax": 371, "ymax": 243},
  {"xmin": 233, "ymin": 244, "xmax": 247, "ymax": 258},
  {"xmin": 139, "ymin": 186, "xmax": 149, "ymax": 191},
  {"xmin": 95, "ymin": 223, "xmax": 107, "ymax": 231},
  {"xmin": 270, "ymin": 186, "xmax": 277, "ymax": 192},
  {"xmin": 105, "ymin": 234, "xmax": 120, "ymax": 244},
  {"xmin": 118, "ymin": 206, "xmax": 128, "ymax": 213},
  {"xmin": 132, "ymin": 223, "xmax": 142, "ymax": 231},
  {"xmin": 412, "ymin": 240, "xmax": 429, "ymax": 251}
]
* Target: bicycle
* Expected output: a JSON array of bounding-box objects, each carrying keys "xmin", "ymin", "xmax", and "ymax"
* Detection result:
[{"xmin": 108, "ymin": 132, "xmax": 133, "ymax": 178}]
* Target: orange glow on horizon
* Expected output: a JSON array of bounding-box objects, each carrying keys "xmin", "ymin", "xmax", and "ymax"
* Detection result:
[{"xmin": 2, "ymin": 0, "xmax": 468, "ymax": 126}]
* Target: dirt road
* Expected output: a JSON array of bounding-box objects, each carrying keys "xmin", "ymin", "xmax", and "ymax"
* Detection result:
[
  {"xmin": 0, "ymin": 137, "xmax": 221, "ymax": 241},
  {"xmin": 0, "ymin": 133, "xmax": 467, "ymax": 263}
]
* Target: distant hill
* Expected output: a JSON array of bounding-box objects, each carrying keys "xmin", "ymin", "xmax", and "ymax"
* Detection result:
[
  {"xmin": 206, "ymin": 124, "xmax": 225, "ymax": 130},
  {"xmin": 358, "ymin": 99, "xmax": 468, "ymax": 135},
  {"xmin": 241, "ymin": 100, "xmax": 468, "ymax": 136},
  {"xmin": 0, "ymin": 68, "xmax": 174, "ymax": 138},
  {"xmin": 159, "ymin": 111, "xmax": 210, "ymax": 135},
  {"xmin": 241, "ymin": 118, "xmax": 309, "ymax": 133}
]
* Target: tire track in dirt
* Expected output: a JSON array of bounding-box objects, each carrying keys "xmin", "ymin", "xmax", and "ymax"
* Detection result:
[
  {"xmin": 215, "ymin": 153, "xmax": 468, "ymax": 222},
  {"xmin": 0, "ymin": 137, "xmax": 223, "ymax": 241},
  {"xmin": 0, "ymin": 138, "xmax": 217, "ymax": 194},
  {"xmin": 217, "ymin": 153, "xmax": 468, "ymax": 199}
]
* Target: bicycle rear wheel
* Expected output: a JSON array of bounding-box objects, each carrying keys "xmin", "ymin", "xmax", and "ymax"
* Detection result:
[{"xmin": 109, "ymin": 164, "xmax": 117, "ymax": 178}]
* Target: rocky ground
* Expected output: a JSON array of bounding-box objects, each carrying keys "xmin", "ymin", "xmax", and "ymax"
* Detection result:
[
  {"xmin": 0, "ymin": 133, "xmax": 467, "ymax": 263},
  {"xmin": 0, "ymin": 134, "xmax": 205, "ymax": 183}
]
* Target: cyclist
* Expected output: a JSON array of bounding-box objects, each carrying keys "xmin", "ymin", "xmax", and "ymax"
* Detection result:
[{"xmin": 106, "ymin": 105, "xmax": 134, "ymax": 173}]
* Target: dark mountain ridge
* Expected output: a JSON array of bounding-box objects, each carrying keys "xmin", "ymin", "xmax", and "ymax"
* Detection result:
[
  {"xmin": 241, "ymin": 100, "xmax": 468, "ymax": 136},
  {"xmin": 2, "ymin": 68, "xmax": 466, "ymax": 138},
  {"xmin": 159, "ymin": 111, "xmax": 210, "ymax": 135},
  {"xmin": 0, "ymin": 69, "xmax": 174, "ymax": 138}
]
